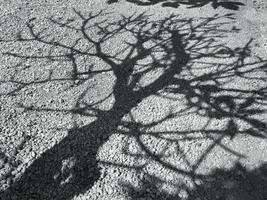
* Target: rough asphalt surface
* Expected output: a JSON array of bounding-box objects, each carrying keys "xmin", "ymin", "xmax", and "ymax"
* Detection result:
[{"xmin": 0, "ymin": 0, "xmax": 267, "ymax": 199}]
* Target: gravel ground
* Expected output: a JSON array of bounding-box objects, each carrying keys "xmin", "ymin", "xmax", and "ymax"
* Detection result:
[{"xmin": 0, "ymin": 1, "xmax": 267, "ymax": 200}]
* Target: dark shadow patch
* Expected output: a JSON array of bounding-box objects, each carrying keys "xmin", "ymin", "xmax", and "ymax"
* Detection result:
[
  {"xmin": 121, "ymin": 162, "xmax": 267, "ymax": 200},
  {"xmin": 107, "ymin": 0, "xmax": 245, "ymax": 10}
]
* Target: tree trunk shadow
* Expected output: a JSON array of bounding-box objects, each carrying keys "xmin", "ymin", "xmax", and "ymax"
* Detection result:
[{"xmin": 1, "ymin": 113, "xmax": 118, "ymax": 200}]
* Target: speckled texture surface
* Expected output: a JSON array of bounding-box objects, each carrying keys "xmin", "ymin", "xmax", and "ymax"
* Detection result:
[{"xmin": 0, "ymin": 1, "xmax": 267, "ymax": 200}]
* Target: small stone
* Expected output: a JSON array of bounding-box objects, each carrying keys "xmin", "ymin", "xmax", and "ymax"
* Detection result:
[
  {"xmin": 178, "ymin": 189, "xmax": 188, "ymax": 199},
  {"xmin": 31, "ymin": 151, "xmax": 36, "ymax": 158},
  {"xmin": 106, "ymin": 187, "xmax": 113, "ymax": 195},
  {"xmin": 194, "ymin": 179, "xmax": 202, "ymax": 186},
  {"xmin": 0, "ymin": 159, "xmax": 5, "ymax": 169}
]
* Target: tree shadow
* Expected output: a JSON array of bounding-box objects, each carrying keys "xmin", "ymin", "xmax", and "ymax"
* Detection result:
[
  {"xmin": 0, "ymin": 8, "xmax": 266, "ymax": 200},
  {"xmin": 107, "ymin": 0, "xmax": 246, "ymax": 10},
  {"xmin": 120, "ymin": 162, "xmax": 267, "ymax": 199}
]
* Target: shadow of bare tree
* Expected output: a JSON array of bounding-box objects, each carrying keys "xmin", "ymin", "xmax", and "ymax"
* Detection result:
[{"xmin": 0, "ymin": 8, "xmax": 266, "ymax": 200}]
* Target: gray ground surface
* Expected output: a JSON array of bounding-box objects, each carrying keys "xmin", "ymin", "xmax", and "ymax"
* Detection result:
[{"xmin": 0, "ymin": 0, "xmax": 267, "ymax": 200}]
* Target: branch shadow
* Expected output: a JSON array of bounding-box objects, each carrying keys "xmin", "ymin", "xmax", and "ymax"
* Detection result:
[
  {"xmin": 120, "ymin": 162, "xmax": 267, "ymax": 199},
  {"xmin": 107, "ymin": 0, "xmax": 246, "ymax": 10}
]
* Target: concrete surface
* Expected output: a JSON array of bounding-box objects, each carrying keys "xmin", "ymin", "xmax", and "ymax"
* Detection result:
[{"xmin": 0, "ymin": 0, "xmax": 266, "ymax": 200}]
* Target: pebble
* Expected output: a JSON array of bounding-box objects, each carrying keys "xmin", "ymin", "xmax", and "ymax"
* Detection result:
[{"xmin": 0, "ymin": 159, "xmax": 5, "ymax": 169}]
